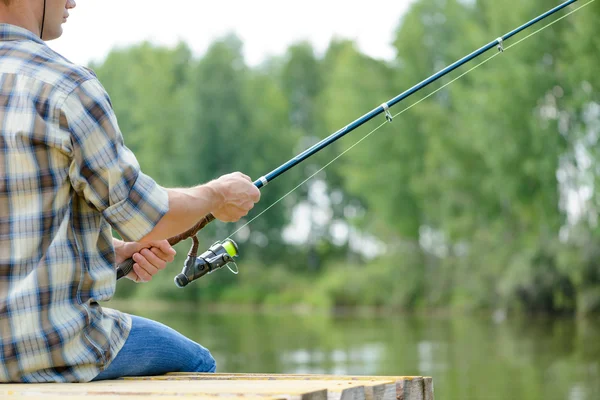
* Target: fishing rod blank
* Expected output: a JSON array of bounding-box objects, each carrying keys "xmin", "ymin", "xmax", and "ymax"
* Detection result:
[
  {"xmin": 115, "ymin": 0, "xmax": 579, "ymax": 286},
  {"xmin": 251, "ymin": 0, "xmax": 577, "ymax": 189}
]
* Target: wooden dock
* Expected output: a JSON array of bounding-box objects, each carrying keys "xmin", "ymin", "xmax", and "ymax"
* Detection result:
[{"xmin": 2, "ymin": 373, "xmax": 434, "ymax": 400}]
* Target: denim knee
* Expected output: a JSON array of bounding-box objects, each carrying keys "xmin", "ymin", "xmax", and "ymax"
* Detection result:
[{"xmin": 189, "ymin": 344, "xmax": 216, "ymax": 373}]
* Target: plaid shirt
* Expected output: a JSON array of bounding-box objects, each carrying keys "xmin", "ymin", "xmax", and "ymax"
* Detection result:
[{"xmin": 0, "ymin": 24, "xmax": 169, "ymax": 383}]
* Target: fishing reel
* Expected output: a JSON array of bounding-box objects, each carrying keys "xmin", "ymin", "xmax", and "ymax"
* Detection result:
[{"xmin": 174, "ymin": 239, "xmax": 239, "ymax": 288}]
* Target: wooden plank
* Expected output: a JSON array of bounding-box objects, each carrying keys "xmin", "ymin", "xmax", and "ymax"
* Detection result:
[
  {"xmin": 368, "ymin": 383, "xmax": 396, "ymax": 400},
  {"xmin": 423, "ymin": 377, "xmax": 434, "ymax": 400},
  {"xmin": 134, "ymin": 374, "xmax": 420, "ymax": 400},
  {"xmin": 4, "ymin": 395, "xmax": 287, "ymax": 400},
  {"xmin": 1, "ymin": 380, "xmax": 328, "ymax": 400},
  {"xmin": 2, "ymin": 380, "xmax": 374, "ymax": 400},
  {"xmin": 2, "ymin": 374, "xmax": 427, "ymax": 400},
  {"xmin": 397, "ymin": 377, "xmax": 424, "ymax": 400},
  {"xmin": 124, "ymin": 375, "xmax": 396, "ymax": 400},
  {"xmin": 108, "ymin": 380, "xmax": 367, "ymax": 400}
]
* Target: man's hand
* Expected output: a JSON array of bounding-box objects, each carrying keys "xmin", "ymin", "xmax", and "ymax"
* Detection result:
[
  {"xmin": 113, "ymin": 239, "xmax": 177, "ymax": 283},
  {"xmin": 138, "ymin": 171, "xmax": 261, "ymax": 243},
  {"xmin": 209, "ymin": 172, "xmax": 261, "ymax": 222}
]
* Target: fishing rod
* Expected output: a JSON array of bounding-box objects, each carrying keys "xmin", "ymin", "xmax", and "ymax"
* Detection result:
[{"xmin": 116, "ymin": 0, "xmax": 581, "ymax": 287}]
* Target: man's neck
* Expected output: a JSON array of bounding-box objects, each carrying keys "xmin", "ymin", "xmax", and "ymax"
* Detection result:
[{"xmin": 0, "ymin": 4, "xmax": 41, "ymax": 37}]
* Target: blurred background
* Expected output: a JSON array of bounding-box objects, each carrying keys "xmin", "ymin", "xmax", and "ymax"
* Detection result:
[{"xmin": 52, "ymin": 1, "xmax": 599, "ymax": 399}]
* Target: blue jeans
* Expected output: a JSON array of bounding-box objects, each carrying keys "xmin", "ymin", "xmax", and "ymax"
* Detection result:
[{"xmin": 93, "ymin": 315, "xmax": 216, "ymax": 381}]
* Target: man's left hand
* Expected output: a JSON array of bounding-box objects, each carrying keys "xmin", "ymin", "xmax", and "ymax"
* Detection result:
[{"xmin": 114, "ymin": 239, "xmax": 177, "ymax": 283}]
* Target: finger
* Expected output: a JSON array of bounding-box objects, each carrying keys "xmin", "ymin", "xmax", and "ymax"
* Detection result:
[
  {"xmin": 141, "ymin": 248, "xmax": 168, "ymax": 270},
  {"xmin": 237, "ymin": 172, "xmax": 252, "ymax": 181},
  {"xmin": 125, "ymin": 269, "xmax": 140, "ymax": 283},
  {"xmin": 230, "ymin": 204, "xmax": 250, "ymax": 218},
  {"xmin": 133, "ymin": 252, "xmax": 160, "ymax": 277},
  {"xmin": 250, "ymin": 187, "xmax": 261, "ymax": 202},
  {"xmin": 220, "ymin": 210, "xmax": 247, "ymax": 223},
  {"xmin": 217, "ymin": 215, "xmax": 235, "ymax": 223},
  {"xmin": 133, "ymin": 263, "xmax": 152, "ymax": 283},
  {"xmin": 215, "ymin": 206, "xmax": 243, "ymax": 222},
  {"xmin": 150, "ymin": 246, "xmax": 175, "ymax": 264},
  {"xmin": 232, "ymin": 212, "xmax": 249, "ymax": 221},
  {"xmin": 241, "ymin": 201, "xmax": 255, "ymax": 212},
  {"xmin": 141, "ymin": 248, "xmax": 167, "ymax": 270},
  {"xmin": 150, "ymin": 239, "xmax": 176, "ymax": 256}
]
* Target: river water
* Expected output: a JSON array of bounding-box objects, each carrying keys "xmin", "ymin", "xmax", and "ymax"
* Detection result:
[{"xmin": 118, "ymin": 305, "xmax": 600, "ymax": 400}]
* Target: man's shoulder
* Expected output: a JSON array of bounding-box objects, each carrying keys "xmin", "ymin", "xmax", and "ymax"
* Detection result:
[{"xmin": 0, "ymin": 39, "xmax": 101, "ymax": 97}]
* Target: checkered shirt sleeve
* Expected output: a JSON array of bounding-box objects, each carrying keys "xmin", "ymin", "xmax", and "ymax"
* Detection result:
[{"xmin": 62, "ymin": 78, "xmax": 169, "ymax": 242}]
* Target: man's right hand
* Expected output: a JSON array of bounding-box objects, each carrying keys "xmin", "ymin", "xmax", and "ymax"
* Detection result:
[
  {"xmin": 209, "ymin": 172, "xmax": 261, "ymax": 222},
  {"xmin": 139, "ymin": 172, "xmax": 261, "ymax": 243}
]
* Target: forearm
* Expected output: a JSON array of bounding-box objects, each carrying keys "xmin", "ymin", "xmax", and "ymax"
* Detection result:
[{"xmin": 138, "ymin": 184, "xmax": 222, "ymax": 243}]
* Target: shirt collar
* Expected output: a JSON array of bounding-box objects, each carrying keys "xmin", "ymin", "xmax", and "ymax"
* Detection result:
[{"xmin": 0, "ymin": 23, "xmax": 45, "ymax": 46}]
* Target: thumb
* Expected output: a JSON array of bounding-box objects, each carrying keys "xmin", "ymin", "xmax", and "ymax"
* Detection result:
[{"xmin": 124, "ymin": 241, "xmax": 147, "ymax": 258}]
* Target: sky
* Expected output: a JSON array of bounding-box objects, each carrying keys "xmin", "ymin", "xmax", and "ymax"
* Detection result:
[{"xmin": 49, "ymin": 0, "xmax": 414, "ymax": 67}]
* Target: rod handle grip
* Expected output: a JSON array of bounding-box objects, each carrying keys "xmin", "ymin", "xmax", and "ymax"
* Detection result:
[{"xmin": 116, "ymin": 258, "xmax": 134, "ymax": 280}]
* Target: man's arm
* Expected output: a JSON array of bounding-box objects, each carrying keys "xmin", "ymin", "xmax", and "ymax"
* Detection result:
[
  {"xmin": 138, "ymin": 172, "xmax": 260, "ymax": 243},
  {"xmin": 61, "ymin": 79, "xmax": 260, "ymax": 245},
  {"xmin": 137, "ymin": 185, "xmax": 218, "ymax": 243}
]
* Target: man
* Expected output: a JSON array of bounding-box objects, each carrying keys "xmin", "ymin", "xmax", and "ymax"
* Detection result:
[{"xmin": 0, "ymin": 0, "xmax": 261, "ymax": 383}]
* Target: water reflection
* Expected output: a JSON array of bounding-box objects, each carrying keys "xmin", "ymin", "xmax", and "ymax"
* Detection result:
[
  {"xmin": 115, "ymin": 304, "xmax": 600, "ymax": 400},
  {"xmin": 418, "ymin": 341, "xmax": 448, "ymax": 374},
  {"xmin": 281, "ymin": 343, "xmax": 385, "ymax": 375}
]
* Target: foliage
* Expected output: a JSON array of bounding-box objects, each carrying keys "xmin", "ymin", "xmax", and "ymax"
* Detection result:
[{"xmin": 94, "ymin": 0, "xmax": 600, "ymax": 316}]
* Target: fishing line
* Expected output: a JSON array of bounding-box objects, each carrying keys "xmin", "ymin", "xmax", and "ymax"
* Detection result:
[
  {"xmin": 226, "ymin": 0, "xmax": 595, "ymax": 240},
  {"xmin": 116, "ymin": 0, "xmax": 594, "ymax": 285}
]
